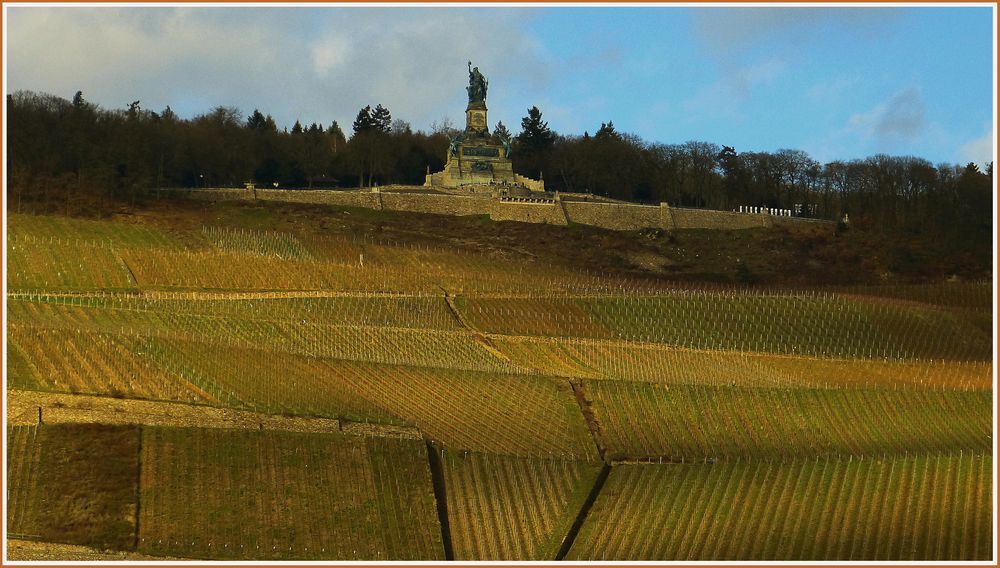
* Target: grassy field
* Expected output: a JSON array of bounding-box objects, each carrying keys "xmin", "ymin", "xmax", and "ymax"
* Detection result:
[
  {"xmin": 5, "ymin": 210, "xmax": 994, "ymax": 560},
  {"xmin": 567, "ymin": 453, "xmax": 993, "ymax": 560},
  {"xmin": 441, "ymin": 451, "xmax": 602, "ymax": 560}
]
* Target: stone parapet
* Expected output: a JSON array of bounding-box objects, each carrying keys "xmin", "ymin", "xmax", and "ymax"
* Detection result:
[
  {"xmin": 489, "ymin": 199, "xmax": 568, "ymax": 225},
  {"xmin": 670, "ymin": 207, "xmax": 772, "ymax": 230},
  {"xmin": 561, "ymin": 201, "xmax": 664, "ymax": 231},
  {"xmin": 514, "ymin": 174, "xmax": 545, "ymax": 192},
  {"xmin": 162, "ymin": 188, "xmax": 830, "ymax": 232}
]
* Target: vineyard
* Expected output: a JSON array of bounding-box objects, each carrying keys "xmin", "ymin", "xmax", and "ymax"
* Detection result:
[
  {"xmin": 6, "ymin": 424, "xmax": 140, "ymax": 550},
  {"xmin": 138, "ymin": 427, "xmax": 443, "ymax": 560},
  {"xmin": 585, "ymin": 381, "xmax": 991, "ymax": 461},
  {"xmin": 6, "ymin": 424, "xmax": 443, "ymax": 560},
  {"xmin": 440, "ymin": 451, "xmax": 602, "ymax": 560},
  {"xmin": 4, "ymin": 211, "xmax": 994, "ymax": 560},
  {"xmin": 567, "ymin": 454, "xmax": 993, "ymax": 560}
]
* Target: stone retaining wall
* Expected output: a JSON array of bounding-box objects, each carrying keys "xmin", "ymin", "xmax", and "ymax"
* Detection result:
[
  {"xmin": 183, "ymin": 188, "xmax": 383, "ymax": 209},
  {"xmin": 170, "ymin": 188, "xmax": 828, "ymax": 232},
  {"xmin": 378, "ymin": 192, "xmax": 485, "ymax": 217},
  {"xmin": 561, "ymin": 201, "xmax": 666, "ymax": 231},
  {"xmin": 669, "ymin": 207, "xmax": 772, "ymax": 230},
  {"xmin": 513, "ymin": 174, "xmax": 545, "ymax": 192},
  {"xmin": 489, "ymin": 200, "xmax": 568, "ymax": 225}
]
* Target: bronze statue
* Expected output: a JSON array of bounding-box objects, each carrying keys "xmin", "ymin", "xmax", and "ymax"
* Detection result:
[
  {"xmin": 500, "ymin": 135, "xmax": 511, "ymax": 158},
  {"xmin": 467, "ymin": 61, "xmax": 488, "ymax": 103}
]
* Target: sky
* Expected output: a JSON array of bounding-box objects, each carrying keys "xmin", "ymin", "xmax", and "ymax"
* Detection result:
[{"xmin": 4, "ymin": 4, "xmax": 995, "ymax": 166}]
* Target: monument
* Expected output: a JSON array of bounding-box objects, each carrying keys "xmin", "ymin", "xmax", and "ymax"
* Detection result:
[{"xmin": 425, "ymin": 62, "xmax": 544, "ymax": 193}]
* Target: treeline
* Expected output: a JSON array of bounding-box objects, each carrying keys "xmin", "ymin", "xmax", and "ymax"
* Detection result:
[
  {"xmin": 6, "ymin": 91, "xmax": 451, "ymax": 213},
  {"xmin": 6, "ymin": 89, "xmax": 993, "ymax": 246}
]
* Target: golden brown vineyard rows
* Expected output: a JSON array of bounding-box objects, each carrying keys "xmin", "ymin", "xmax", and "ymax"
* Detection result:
[
  {"xmin": 442, "ymin": 451, "xmax": 602, "ymax": 560},
  {"xmin": 491, "ymin": 335, "xmax": 992, "ymax": 389},
  {"xmin": 138, "ymin": 427, "xmax": 443, "ymax": 560},
  {"xmin": 6, "ymin": 214, "xmax": 994, "ymax": 561},
  {"xmin": 7, "ymin": 325, "xmax": 208, "ymax": 403},
  {"xmin": 586, "ymin": 381, "xmax": 992, "ymax": 460},
  {"xmin": 567, "ymin": 454, "xmax": 992, "ymax": 560},
  {"xmin": 8, "ymin": 241, "xmax": 136, "ymax": 290},
  {"xmin": 324, "ymin": 362, "xmax": 596, "ymax": 458}
]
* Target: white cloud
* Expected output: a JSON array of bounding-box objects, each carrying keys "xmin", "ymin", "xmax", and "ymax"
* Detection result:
[
  {"xmin": 311, "ymin": 35, "xmax": 354, "ymax": 78},
  {"xmin": 847, "ymin": 87, "xmax": 926, "ymax": 142},
  {"xmin": 958, "ymin": 126, "xmax": 994, "ymax": 168},
  {"xmin": 5, "ymin": 7, "xmax": 546, "ymax": 132}
]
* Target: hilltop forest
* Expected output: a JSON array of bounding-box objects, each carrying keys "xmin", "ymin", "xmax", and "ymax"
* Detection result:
[{"xmin": 5, "ymin": 90, "xmax": 993, "ymax": 257}]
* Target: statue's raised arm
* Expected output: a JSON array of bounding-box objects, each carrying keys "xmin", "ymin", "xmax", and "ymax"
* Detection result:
[{"xmin": 466, "ymin": 61, "xmax": 488, "ymax": 104}]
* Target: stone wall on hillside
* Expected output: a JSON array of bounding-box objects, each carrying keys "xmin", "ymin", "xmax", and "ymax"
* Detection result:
[
  {"xmin": 489, "ymin": 199, "xmax": 568, "ymax": 225},
  {"xmin": 378, "ymin": 192, "xmax": 486, "ymax": 217},
  {"xmin": 256, "ymin": 189, "xmax": 383, "ymax": 209},
  {"xmin": 181, "ymin": 188, "xmax": 384, "ymax": 209},
  {"xmin": 561, "ymin": 201, "xmax": 666, "ymax": 230},
  {"xmin": 169, "ymin": 188, "xmax": 829, "ymax": 232},
  {"xmin": 669, "ymin": 207, "xmax": 772, "ymax": 230}
]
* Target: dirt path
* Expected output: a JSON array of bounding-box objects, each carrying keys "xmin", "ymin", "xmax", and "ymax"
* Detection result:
[
  {"xmin": 6, "ymin": 289, "xmax": 442, "ymax": 300},
  {"xmin": 568, "ymin": 380, "xmax": 609, "ymax": 462},
  {"xmin": 6, "ymin": 390, "xmax": 421, "ymax": 439},
  {"xmin": 6, "ymin": 538, "xmax": 180, "ymax": 561}
]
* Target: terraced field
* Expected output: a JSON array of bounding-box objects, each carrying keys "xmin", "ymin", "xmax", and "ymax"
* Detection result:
[
  {"xmin": 6, "ymin": 424, "xmax": 141, "ymax": 550},
  {"xmin": 441, "ymin": 452, "xmax": 602, "ymax": 560},
  {"xmin": 7, "ymin": 423, "xmax": 442, "ymax": 560},
  {"xmin": 567, "ymin": 454, "xmax": 993, "ymax": 560},
  {"xmin": 457, "ymin": 293, "xmax": 992, "ymax": 361},
  {"xmin": 5, "ymin": 212, "xmax": 993, "ymax": 560},
  {"xmin": 585, "ymin": 381, "xmax": 992, "ymax": 461},
  {"xmin": 139, "ymin": 427, "xmax": 443, "ymax": 560}
]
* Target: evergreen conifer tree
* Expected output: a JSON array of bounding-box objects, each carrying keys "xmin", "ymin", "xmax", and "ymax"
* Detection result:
[
  {"xmin": 352, "ymin": 106, "xmax": 375, "ymax": 135},
  {"xmin": 517, "ymin": 106, "xmax": 555, "ymax": 150},
  {"xmin": 372, "ymin": 104, "xmax": 392, "ymax": 133},
  {"xmin": 493, "ymin": 120, "xmax": 512, "ymax": 140}
]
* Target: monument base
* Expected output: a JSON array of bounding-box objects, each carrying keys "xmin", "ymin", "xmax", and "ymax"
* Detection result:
[{"xmin": 425, "ymin": 97, "xmax": 544, "ymax": 193}]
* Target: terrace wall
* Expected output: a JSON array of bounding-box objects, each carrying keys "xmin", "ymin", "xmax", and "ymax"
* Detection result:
[
  {"xmin": 378, "ymin": 192, "xmax": 486, "ymax": 217},
  {"xmin": 489, "ymin": 200, "xmax": 568, "ymax": 225},
  {"xmin": 669, "ymin": 207, "xmax": 772, "ymax": 230},
  {"xmin": 561, "ymin": 201, "xmax": 667, "ymax": 230},
  {"xmin": 171, "ymin": 188, "xmax": 827, "ymax": 232}
]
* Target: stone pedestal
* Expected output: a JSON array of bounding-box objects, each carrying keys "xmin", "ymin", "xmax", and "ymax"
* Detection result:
[
  {"xmin": 425, "ymin": 70, "xmax": 543, "ymax": 192},
  {"xmin": 465, "ymin": 101, "xmax": 489, "ymax": 136}
]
